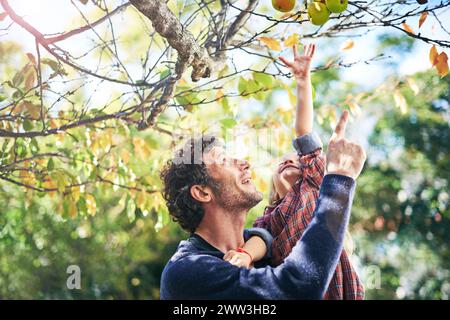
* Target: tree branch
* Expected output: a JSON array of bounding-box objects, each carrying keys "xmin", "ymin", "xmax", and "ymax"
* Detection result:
[{"xmin": 130, "ymin": 0, "xmax": 213, "ymax": 82}]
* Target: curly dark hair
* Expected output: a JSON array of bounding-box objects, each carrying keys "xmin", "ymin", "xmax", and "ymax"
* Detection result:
[{"xmin": 160, "ymin": 135, "xmax": 221, "ymax": 233}]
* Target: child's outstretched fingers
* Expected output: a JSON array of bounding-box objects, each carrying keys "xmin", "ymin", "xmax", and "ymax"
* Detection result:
[
  {"xmin": 279, "ymin": 56, "xmax": 293, "ymax": 68},
  {"xmin": 293, "ymin": 43, "xmax": 299, "ymax": 59},
  {"xmin": 308, "ymin": 44, "xmax": 316, "ymax": 58}
]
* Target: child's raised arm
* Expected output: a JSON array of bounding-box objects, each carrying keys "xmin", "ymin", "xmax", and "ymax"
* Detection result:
[{"xmin": 279, "ymin": 44, "xmax": 316, "ymax": 137}]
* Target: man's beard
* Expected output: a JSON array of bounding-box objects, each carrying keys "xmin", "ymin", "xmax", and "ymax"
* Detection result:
[{"xmin": 211, "ymin": 178, "xmax": 263, "ymax": 212}]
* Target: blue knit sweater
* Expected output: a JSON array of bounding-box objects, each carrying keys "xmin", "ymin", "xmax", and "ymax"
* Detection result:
[{"xmin": 160, "ymin": 174, "xmax": 355, "ymax": 300}]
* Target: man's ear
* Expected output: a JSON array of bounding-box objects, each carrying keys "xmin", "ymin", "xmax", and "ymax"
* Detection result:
[{"xmin": 190, "ymin": 185, "xmax": 212, "ymax": 203}]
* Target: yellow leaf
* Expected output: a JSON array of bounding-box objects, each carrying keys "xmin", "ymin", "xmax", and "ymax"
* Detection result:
[
  {"xmin": 120, "ymin": 149, "xmax": 130, "ymax": 164},
  {"xmin": 86, "ymin": 194, "xmax": 97, "ymax": 216},
  {"xmin": 280, "ymin": 13, "xmax": 290, "ymax": 20},
  {"xmin": 53, "ymin": 171, "xmax": 67, "ymax": 193},
  {"xmin": 137, "ymin": 189, "xmax": 147, "ymax": 208},
  {"xmin": 71, "ymin": 186, "xmax": 81, "ymax": 202},
  {"xmin": 406, "ymin": 78, "xmax": 420, "ymax": 95},
  {"xmin": 49, "ymin": 118, "xmax": 59, "ymax": 129},
  {"xmin": 435, "ymin": 52, "xmax": 449, "ymax": 78},
  {"xmin": 42, "ymin": 176, "xmax": 57, "ymax": 197},
  {"xmin": 284, "ymin": 34, "xmax": 299, "ymax": 48},
  {"xmin": 133, "ymin": 137, "xmax": 151, "ymax": 159},
  {"xmin": 402, "ymin": 22, "xmax": 414, "ymax": 34},
  {"xmin": 20, "ymin": 170, "xmax": 36, "ymax": 186},
  {"xmin": 419, "ymin": 11, "xmax": 428, "ymax": 28},
  {"xmin": 68, "ymin": 200, "xmax": 77, "ymax": 218},
  {"xmin": 394, "ymin": 90, "xmax": 408, "ymax": 114},
  {"xmin": 429, "ymin": 45, "xmax": 438, "ymax": 66},
  {"xmin": 258, "ymin": 37, "xmax": 281, "ymax": 52},
  {"xmin": 348, "ymin": 102, "xmax": 361, "ymax": 115},
  {"xmin": 216, "ymin": 89, "xmax": 224, "ymax": 101},
  {"xmin": 340, "ymin": 40, "xmax": 354, "ymax": 51}
]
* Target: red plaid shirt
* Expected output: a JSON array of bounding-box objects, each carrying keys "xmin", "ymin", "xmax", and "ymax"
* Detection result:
[{"xmin": 253, "ymin": 148, "xmax": 365, "ymax": 300}]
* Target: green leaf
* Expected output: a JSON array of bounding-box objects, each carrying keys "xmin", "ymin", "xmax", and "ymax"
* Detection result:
[
  {"xmin": 23, "ymin": 119, "xmax": 33, "ymax": 131},
  {"xmin": 238, "ymin": 77, "xmax": 248, "ymax": 95},
  {"xmin": 30, "ymin": 138, "xmax": 39, "ymax": 155},
  {"xmin": 221, "ymin": 97, "xmax": 231, "ymax": 114},
  {"xmin": 253, "ymin": 72, "xmax": 274, "ymax": 88},
  {"xmin": 52, "ymin": 171, "xmax": 67, "ymax": 193},
  {"xmin": 127, "ymin": 197, "xmax": 136, "ymax": 222},
  {"xmin": 12, "ymin": 69, "xmax": 25, "ymax": 88},
  {"xmin": 220, "ymin": 118, "xmax": 237, "ymax": 129},
  {"xmin": 47, "ymin": 158, "xmax": 55, "ymax": 171},
  {"xmin": 42, "ymin": 58, "xmax": 67, "ymax": 77},
  {"xmin": 160, "ymin": 69, "xmax": 171, "ymax": 80}
]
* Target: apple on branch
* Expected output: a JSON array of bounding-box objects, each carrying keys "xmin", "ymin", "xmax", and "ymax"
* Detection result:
[
  {"xmin": 307, "ymin": 1, "xmax": 330, "ymax": 26},
  {"xmin": 326, "ymin": 0, "xmax": 348, "ymax": 13},
  {"xmin": 272, "ymin": 0, "xmax": 296, "ymax": 12}
]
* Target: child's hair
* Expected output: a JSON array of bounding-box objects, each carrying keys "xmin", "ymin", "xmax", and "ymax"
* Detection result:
[{"xmin": 268, "ymin": 178, "xmax": 280, "ymax": 206}]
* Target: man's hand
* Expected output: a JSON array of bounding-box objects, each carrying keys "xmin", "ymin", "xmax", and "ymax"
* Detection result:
[
  {"xmin": 326, "ymin": 110, "xmax": 366, "ymax": 180},
  {"xmin": 279, "ymin": 44, "xmax": 316, "ymax": 85},
  {"xmin": 224, "ymin": 250, "xmax": 253, "ymax": 269}
]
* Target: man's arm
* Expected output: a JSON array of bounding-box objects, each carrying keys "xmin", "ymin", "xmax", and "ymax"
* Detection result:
[
  {"xmin": 161, "ymin": 174, "xmax": 355, "ymax": 299},
  {"xmin": 161, "ymin": 111, "xmax": 366, "ymax": 300}
]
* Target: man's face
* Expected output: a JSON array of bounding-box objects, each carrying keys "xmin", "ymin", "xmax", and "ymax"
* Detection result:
[{"xmin": 203, "ymin": 146, "xmax": 263, "ymax": 211}]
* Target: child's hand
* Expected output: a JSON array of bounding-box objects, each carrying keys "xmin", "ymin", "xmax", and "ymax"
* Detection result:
[
  {"xmin": 224, "ymin": 250, "xmax": 253, "ymax": 269},
  {"xmin": 279, "ymin": 43, "xmax": 316, "ymax": 85}
]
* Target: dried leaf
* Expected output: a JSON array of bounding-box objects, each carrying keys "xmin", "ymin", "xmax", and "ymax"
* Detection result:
[
  {"xmin": 284, "ymin": 33, "xmax": 299, "ymax": 47},
  {"xmin": 25, "ymin": 71, "xmax": 35, "ymax": 91},
  {"xmin": 429, "ymin": 45, "xmax": 438, "ymax": 66},
  {"xmin": 258, "ymin": 37, "xmax": 281, "ymax": 52},
  {"xmin": 340, "ymin": 40, "xmax": 354, "ymax": 51},
  {"xmin": 419, "ymin": 11, "xmax": 428, "ymax": 28},
  {"xmin": 24, "ymin": 101, "xmax": 41, "ymax": 120},
  {"xmin": 26, "ymin": 53, "xmax": 37, "ymax": 66},
  {"xmin": 435, "ymin": 52, "xmax": 449, "ymax": 78},
  {"xmin": 402, "ymin": 22, "xmax": 414, "ymax": 34}
]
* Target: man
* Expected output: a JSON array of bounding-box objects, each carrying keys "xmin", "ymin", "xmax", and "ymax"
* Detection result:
[{"xmin": 159, "ymin": 110, "xmax": 366, "ymax": 299}]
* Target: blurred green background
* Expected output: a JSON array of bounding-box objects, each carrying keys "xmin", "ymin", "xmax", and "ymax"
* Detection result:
[{"xmin": 0, "ymin": 0, "xmax": 449, "ymax": 300}]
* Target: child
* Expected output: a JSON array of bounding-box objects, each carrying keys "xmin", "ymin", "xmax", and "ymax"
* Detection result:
[{"xmin": 223, "ymin": 44, "xmax": 365, "ymax": 300}]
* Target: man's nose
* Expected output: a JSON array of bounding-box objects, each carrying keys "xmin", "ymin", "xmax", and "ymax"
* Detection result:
[
  {"xmin": 232, "ymin": 158, "xmax": 250, "ymax": 170},
  {"xmin": 283, "ymin": 159, "xmax": 294, "ymax": 165}
]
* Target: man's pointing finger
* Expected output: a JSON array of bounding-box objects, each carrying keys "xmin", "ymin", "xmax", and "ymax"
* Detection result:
[{"xmin": 331, "ymin": 110, "xmax": 349, "ymax": 141}]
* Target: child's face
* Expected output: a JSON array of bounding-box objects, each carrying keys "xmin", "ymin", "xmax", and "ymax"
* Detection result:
[{"xmin": 272, "ymin": 152, "xmax": 301, "ymax": 197}]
